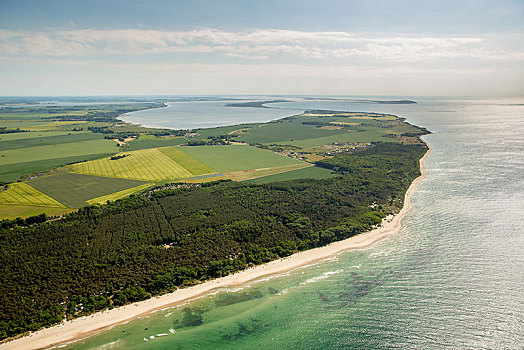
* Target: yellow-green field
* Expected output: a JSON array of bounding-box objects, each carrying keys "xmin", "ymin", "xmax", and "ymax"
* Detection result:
[
  {"xmin": 0, "ymin": 205, "xmax": 74, "ymax": 220},
  {"xmin": 26, "ymin": 120, "xmax": 89, "ymax": 131},
  {"xmin": 65, "ymin": 147, "xmax": 216, "ymax": 181},
  {"xmin": 0, "ymin": 182, "xmax": 65, "ymax": 207},
  {"xmin": 328, "ymin": 121, "xmax": 360, "ymax": 126},
  {"xmin": 223, "ymin": 163, "xmax": 311, "ymax": 181},
  {"xmin": 86, "ymin": 183, "xmax": 153, "ymax": 205}
]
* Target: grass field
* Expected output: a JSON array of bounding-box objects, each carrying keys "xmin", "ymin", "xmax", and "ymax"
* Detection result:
[
  {"xmin": 0, "ymin": 132, "xmax": 104, "ymax": 151},
  {"xmin": 285, "ymin": 130, "xmax": 396, "ymax": 148},
  {"xmin": 223, "ymin": 163, "xmax": 311, "ymax": 181},
  {"xmin": 28, "ymin": 172, "xmax": 148, "ymax": 208},
  {"xmin": 0, "ymin": 182, "xmax": 65, "ymax": 207},
  {"xmin": 0, "ymin": 205, "xmax": 74, "ymax": 220},
  {"xmin": 230, "ymin": 120, "xmax": 348, "ymax": 144},
  {"xmin": 0, "ymin": 152, "xmax": 115, "ymax": 184},
  {"xmin": 0, "ymin": 131, "xmax": 74, "ymax": 141},
  {"xmin": 125, "ymin": 136, "xmax": 187, "ymax": 151},
  {"xmin": 245, "ymin": 166, "xmax": 337, "ymax": 184},
  {"xmin": 0, "ymin": 139, "xmax": 117, "ymax": 166},
  {"xmin": 86, "ymin": 183, "xmax": 153, "ymax": 205},
  {"xmin": 26, "ymin": 121, "xmax": 89, "ymax": 131},
  {"xmin": 181, "ymin": 174, "xmax": 227, "ymax": 183},
  {"xmin": 65, "ymin": 147, "xmax": 216, "ymax": 182},
  {"xmin": 179, "ymin": 145, "xmax": 304, "ymax": 172}
]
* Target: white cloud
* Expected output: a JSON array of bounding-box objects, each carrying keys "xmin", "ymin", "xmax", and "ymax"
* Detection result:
[{"xmin": 0, "ymin": 28, "xmax": 521, "ymax": 63}]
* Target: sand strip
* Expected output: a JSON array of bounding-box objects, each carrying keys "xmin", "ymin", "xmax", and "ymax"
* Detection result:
[{"xmin": 1, "ymin": 149, "xmax": 430, "ymax": 350}]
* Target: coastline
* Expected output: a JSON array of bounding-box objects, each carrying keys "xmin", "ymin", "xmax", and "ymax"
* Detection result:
[{"xmin": 1, "ymin": 148, "xmax": 430, "ymax": 350}]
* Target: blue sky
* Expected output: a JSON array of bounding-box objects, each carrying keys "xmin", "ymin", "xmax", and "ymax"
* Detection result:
[{"xmin": 0, "ymin": 0, "xmax": 523, "ymax": 96}]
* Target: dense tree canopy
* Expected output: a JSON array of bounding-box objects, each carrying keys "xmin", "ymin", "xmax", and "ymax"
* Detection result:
[{"xmin": 0, "ymin": 142, "xmax": 427, "ymax": 340}]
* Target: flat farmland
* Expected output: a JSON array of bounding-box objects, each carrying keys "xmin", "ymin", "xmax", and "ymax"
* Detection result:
[
  {"xmin": 0, "ymin": 153, "xmax": 114, "ymax": 184},
  {"xmin": 0, "ymin": 131, "xmax": 74, "ymax": 141},
  {"xmin": 285, "ymin": 130, "xmax": 396, "ymax": 148},
  {"xmin": 65, "ymin": 147, "xmax": 216, "ymax": 182},
  {"xmin": 126, "ymin": 136, "xmax": 187, "ymax": 151},
  {"xmin": 0, "ymin": 139, "xmax": 117, "ymax": 166},
  {"xmin": 245, "ymin": 166, "xmax": 337, "ymax": 184},
  {"xmin": 86, "ymin": 183, "xmax": 153, "ymax": 205},
  {"xmin": 0, "ymin": 182, "xmax": 65, "ymax": 207},
  {"xmin": 28, "ymin": 172, "xmax": 148, "ymax": 208},
  {"xmin": 0, "ymin": 205, "xmax": 74, "ymax": 220},
  {"xmin": 0, "ymin": 132, "xmax": 104, "ymax": 151},
  {"xmin": 223, "ymin": 163, "xmax": 310, "ymax": 181},
  {"xmin": 230, "ymin": 119, "xmax": 348, "ymax": 144},
  {"xmin": 179, "ymin": 145, "xmax": 304, "ymax": 172}
]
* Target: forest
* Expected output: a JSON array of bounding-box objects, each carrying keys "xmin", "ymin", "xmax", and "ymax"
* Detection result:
[{"xmin": 0, "ymin": 142, "xmax": 427, "ymax": 340}]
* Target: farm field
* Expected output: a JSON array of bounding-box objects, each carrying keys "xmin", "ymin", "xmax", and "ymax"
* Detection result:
[
  {"xmin": 245, "ymin": 166, "xmax": 337, "ymax": 184},
  {"xmin": 285, "ymin": 130, "xmax": 395, "ymax": 148},
  {"xmin": 223, "ymin": 163, "xmax": 311, "ymax": 181},
  {"xmin": 0, "ymin": 139, "xmax": 117, "ymax": 166},
  {"xmin": 0, "ymin": 131, "xmax": 104, "ymax": 151},
  {"xmin": 0, "ymin": 153, "xmax": 115, "ymax": 184},
  {"xmin": 227, "ymin": 119, "xmax": 348, "ymax": 144},
  {"xmin": 0, "ymin": 205, "xmax": 74, "ymax": 220},
  {"xmin": 28, "ymin": 172, "xmax": 148, "ymax": 208},
  {"xmin": 125, "ymin": 136, "xmax": 187, "ymax": 151},
  {"xmin": 0, "ymin": 182, "xmax": 65, "ymax": 207},
  {"xmin": 86, "ymin": 183, "xmax": 153, "ymax": 205},
  {"xmin": 65, "ymin": 147, "xmax": 216, "ymax": 182},
  {"xmin": 26, "ymin": 120, "xmax": 89, "ymax": 131},
  {"xmin": 0, "ymin": 103, "xmax": 430, "ymax": 220},
  {"xmin": 179, "ymin": 145, "xmax": 304, "ymax": 172},
  {"xmin": 0, "ymin": 130, "xmax": 74, "ymax": 141}
]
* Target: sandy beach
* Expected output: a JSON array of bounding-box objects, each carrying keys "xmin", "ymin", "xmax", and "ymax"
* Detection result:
[{"xmin": 1, "ymin": 149, "xmax": 430, "ymax": 350}]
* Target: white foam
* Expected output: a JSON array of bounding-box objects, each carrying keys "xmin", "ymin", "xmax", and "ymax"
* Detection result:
[{"xmin": 300, "ymin": 269, "xmax": 344, "ymax": 285}]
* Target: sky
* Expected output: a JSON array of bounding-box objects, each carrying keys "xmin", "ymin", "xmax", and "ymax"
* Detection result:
[{"xmin": 0, "ymin": 0, "xmax": 523, "ymax": 96}]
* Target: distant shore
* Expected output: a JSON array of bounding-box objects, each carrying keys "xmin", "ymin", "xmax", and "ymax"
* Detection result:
[{"xmin": 0, "ymin": 148, "xmax": 430, "ymax": 350}]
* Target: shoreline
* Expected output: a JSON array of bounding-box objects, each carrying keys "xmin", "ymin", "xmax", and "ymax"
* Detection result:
[{"xmin": 1, "ymin": 148, "xmax": 430, "ymax": 350}]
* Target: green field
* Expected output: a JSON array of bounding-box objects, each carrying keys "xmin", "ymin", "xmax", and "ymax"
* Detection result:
[
  {"xmin": 0, "ymin": 138, "xmax": 118, "ymax": 183},
  {"xmin": 0, "ymin": 205, "xmax": 74, "ymax": 220},
  {"xmin": 0, "ymin": 105, "xmax": 428, "ymax": 219},
  {"xmin": 179, "ymin": 145, "xmax": 304, "ymax": 172},
  {"xmin": 126, "ymin": 136, "xmax": 187, "ymax": 151},
  {"xmin": 0, "ymin": 153, "xmax": 115, "ymax": 184},
  {"xmin": 245, "ymin": 166, "xmax": 337, "ymax": 184},
  {"xmin": 285, "ymin": 130, "xmax": 396, "ymax": 148},
  {"xmin": 223, "ymin": 163, "xmax": 310, "ymax": 181},
  {"xmin": 85, "ymin": 183, "xmax": 153, "ymax": 205},
  {"xmin": 0, "ymin": 132, "xmax": 104, "ymax": 151},
  {"xmin": 0, "ymin": 139, "xmax": 117, "ymax": 166},
  {"xmin": 0, "ymin": 131, "xmax": 74, "ymax": 141},
  {"xmin": 26, "ymin": 120, "xmax": 89, "ymax": 131},
  {"xmin": 228, "ymin": 119, "xmax": 348, "ymax": 144},
  {"xmin": 27, "ymin": 172, "xmax": 148, "ymax": 208},
  {"xmin": 65, "ymin": 147, "xmax": 216, "ymax": 182},
  {"xmin": 0, "ymin": 182, "xmax": 65, "ymax": 207}
]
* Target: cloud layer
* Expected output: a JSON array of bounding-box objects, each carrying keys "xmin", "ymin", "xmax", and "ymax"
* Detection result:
[
  {"xmin": 1, "ymin": 28, "xmax": 522, "ymax": 96},
  {"xmin": 1, "ymin": 28, "xmax": 521, "ymax": 62}
]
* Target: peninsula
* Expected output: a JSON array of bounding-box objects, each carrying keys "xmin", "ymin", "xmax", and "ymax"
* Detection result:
[{"xmin": 0, "ymin": 100, "xmax": 429, "ymax": 346}]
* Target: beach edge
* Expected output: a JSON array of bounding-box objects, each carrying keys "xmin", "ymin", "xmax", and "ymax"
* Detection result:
[{"xmin": 1, "ymin": 147, "xmax": 431, "ymax": 350}]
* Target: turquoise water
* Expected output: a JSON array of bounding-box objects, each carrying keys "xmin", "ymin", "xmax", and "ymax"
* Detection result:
[{"xmin": 65, "ymin": 98, "xmax": 524, "ymax": 349}]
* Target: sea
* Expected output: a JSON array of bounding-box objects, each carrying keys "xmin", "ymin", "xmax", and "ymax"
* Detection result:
[{"xmin": 61, "ymin": 97, "xmax": 523, "ymax": 349}]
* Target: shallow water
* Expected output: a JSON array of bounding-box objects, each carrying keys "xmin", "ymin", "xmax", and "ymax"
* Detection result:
[
  {"xmin": 65, "ymin": 98, "xmax": 524, "ymax": 349},
  {"xmin": 120, "ymin": 100, "xmax": 298, "ymax": 129}
]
